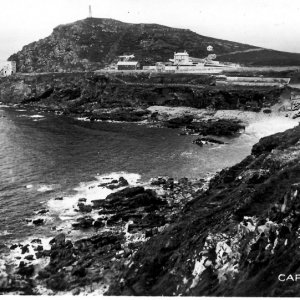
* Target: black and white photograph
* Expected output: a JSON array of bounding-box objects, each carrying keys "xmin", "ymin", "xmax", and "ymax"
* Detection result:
[{"xmin": 1, "ymin": 0, "xmax": 300, "ymax": 296}]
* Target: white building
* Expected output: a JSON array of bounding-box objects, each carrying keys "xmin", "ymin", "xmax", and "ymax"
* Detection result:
[
  {"xmin": 117, "ymin": 61, "xmax": 140, "ymax": 70},
  {"xmin": 0, "ymin": 61, "xmax": 16, "ymax": 76},
  {"xmin": 169, "ymin": 51, "xmax": 193, "ymax": 66}
]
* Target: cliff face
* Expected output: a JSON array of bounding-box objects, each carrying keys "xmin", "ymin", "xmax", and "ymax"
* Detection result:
[
  {"xmin": 10, "ymin": 18, "xmax": 300, "ymax": 73},
  {"xmin": 0, "ymin": 73, "xmax": 283, "ymax": 119},
  {"xmin": 107, "ymin": 124, "xmax": 300, "ymax": 296}
]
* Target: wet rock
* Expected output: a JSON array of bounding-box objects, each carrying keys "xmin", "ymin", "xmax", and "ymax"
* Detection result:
[
  {"xmin": 72, "ymin": 216, "xmax": 94, "ymax": 229},
  {"xmin": 24, "ymin": 255, "xmax": 35, "ymax": 261},
  {"xmin": 35, "ymin": 245, "xmax": 43, "ymax": 251},
  {"xmin": 37, "ymin": 209, "xmax": 49, "ymax": 215},
  {"xmin": 55, "ymin": 196, "xmax": 64, "ymax": 200},
  {"xmin": 193, "ymin": 137, "xmax": 225, "ymax": 146},
  {"xmin": 263, "ymin": 108, "xmax": 272, "ymax": 114},
  {"xmin": 50, "ymin": 233, "xmax": 66, "ymax": 246},
  {"xmin": 150, "ymin": 177, "xmax": 167, "ymax": 186},
  {"xmin": 10, "ymin": 244, "xmax": 18, "ymax": 250},
  {"xmin": 77, "ymin": 203, "xmax": 93, "ymax": 213},
  {"xmin": 106, "ymin": 214, "xmax": 123, "ymax": 226},
  {"xmin": 105, "ymin": 187, "xmax": 165, "ymax": 209},
  {"xmin": 78, "ymin": 198, "xmax": 87, "ymax": 202},
  {"xmin": 18, "ymin": 263, "xmax": 34, "ymax": 277},
  {"xmin": 32, "ymin": 218, "xmax": 44, "ymax": 226},
  {"xmin": 37, "ymin": 269, "xmax": 51, "ymax": 279},
  {"xmin": 71, "ymin": 266, "xmax": 86, "ymax": 277},
  {"xmin": 86, "ymin": 232, "xmax": 124, "ymax": 247},
  {"xmin": 46, "ymin": 274, "xmax": 68, "ymax": 291},
  {"xmin": 106, "ymin": 186, "xmax": 145, "ymax": 201},
  {"xmin": 186, "ymin": 119, "xmax": 245, "ymax": 136},
  {"xmin": 164, "ymin": 115, "xmax": 194, "ymax": 128},
  {"xmin": 178, "ymin": 177, "xmax": 189, "ymax": 186},
  {"xmin": 107, "ymin": 176, "xmax": 129, "ymax": 189},
  {"xmin": 93, "ymin": 218, "xmax": 105, "ymax": 228},
  {"xmin": 31, "ymin": 238, "xmax": 42, "ymax": 244},
  {"xmin": 21, "ymin": 244, "xmax": 30, "ymax": 254},
  {"xmin": 91, "ymin": 199, "xmax": 105, "ymax": 209}
]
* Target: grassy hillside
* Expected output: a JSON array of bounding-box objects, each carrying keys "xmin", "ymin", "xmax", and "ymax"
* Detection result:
[{"xmin": 8, "ymin": 18, "xmax": 300, "ymax": 73}]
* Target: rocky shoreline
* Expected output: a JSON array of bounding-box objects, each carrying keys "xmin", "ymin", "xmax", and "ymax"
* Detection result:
[
  {"xmin": 2, "ymin": 122, "xmax": 300, "ymax": 296},
  {"xmin": 1, "ymin": 71, "xmax": 300, "ymax": 296},
  {"xmin": 106, "ymin": 124, "xmax": 300, "ymax": 296},
  {"xmin": 0, "ymin": 174, "xmax": 210, "ymax": 295}
]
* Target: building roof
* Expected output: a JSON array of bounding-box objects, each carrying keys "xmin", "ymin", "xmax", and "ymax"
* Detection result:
[
  {"xmin": 117, "ymin": 61, "xmax": 139, "ymax": 66},
  {"xmin": 174, "ymin": 51, "xmax": 189, "ymax": 56}
]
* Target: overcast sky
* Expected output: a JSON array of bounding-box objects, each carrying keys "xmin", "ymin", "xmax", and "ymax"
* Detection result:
[{"xmin": 0, "ymin": 0, "xmax": 300, "ymax": 59}]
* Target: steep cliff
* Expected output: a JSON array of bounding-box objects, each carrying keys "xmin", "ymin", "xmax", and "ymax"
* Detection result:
[
  {"xmin": 8, "ymin": 18, "xmax": 300, "ymax": 73},
  {"xmin": 107, "ymin": 124, "xmax": 300, "ymax": 296}
]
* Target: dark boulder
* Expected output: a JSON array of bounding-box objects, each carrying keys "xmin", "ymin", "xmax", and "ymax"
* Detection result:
[
  {"xmin": 31, "ymin": 238, "xmax": 42, "ymax": 244},
  {"xmin": 50, "ymin": 233, "xmax": 66, "ymax": 246},
  {"xmin": 72, "ymin": 216, "xmax": 94, "ymax": 229},
  {"xmin": 78, "ymin": 198, "xmax": 87, "ymax": 202},
  {"xmin": 18, "ymin": 263, "xmax": 34, "ymax": 277},
  {"xmin": 37, "ymin": 209, "xmax": 49, "ymax": 215},
  {"xmin": 10, "ymin": 244, "xmax": 18, "ymax": 250},
  {"xmin": 150, "ymin": 177, "xmax": 167, "ymax": 186},
  {"xmin": 107, "ymin": 176, "xmax": 129, "ymax": 189},
  {"xmin": 77, "ymin": 203, "xmax": 93, "ymax": 213},
  {"xmin": 71, "ymin": 266, "xmax": 86, "ymax": 277},
  {"xmin": 91, "ymin": 199, "xmax": 105, "ymax": 209},
  {"xmin": 21, "ymin": 244, "xmax": 30, "ymax": 254},
  {"xmin": 192, "ymin": 137, "xmax": 225, "ymax": 146},
  {"xmin": 93, "ymin": 218, "xmax": 105, "ymax": 228},
  {"xmin": 46, "ymin": 274, "xmax": 68, "ymax": 291},
  {"xmin": 24, "ymin": 255, "xmax": 35, "ymax": 261},
  {"xmin": 186, "ymin": 119, "xmax": 245, "ymax": 136},
  {"xmin": 32, "ymin": 218, "xmax": 44, "ymax": 225},
  {"xmin": 106, "ymin": 186, "xmax": 145, "ymax": 203},
  {"xmin": 164, "ymin": 115, "xmax": 194, "ymax": 128}
]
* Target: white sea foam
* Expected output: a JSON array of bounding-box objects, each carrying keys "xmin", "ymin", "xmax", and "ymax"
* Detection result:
[
  {"xmin": 30, "ymin": 114, "xmax": 45, "ymax": 118},
  {"xmin": 18, "ymin": 114, "xmax": 45, "ymax": 119},
  {"xmin": 75, "ymin": 117, "xmax": 90, "ymax": 122},
  {"xmin": 46, "ymin": 172, "xmax": 141, "ymax": 230},
  {"xmin": 37, "ymin": 184, "xmax": 56, "ymax": 192},
  {"xmin": 245, "ymin": 116, "xmax": 298, "ymax": 139}
]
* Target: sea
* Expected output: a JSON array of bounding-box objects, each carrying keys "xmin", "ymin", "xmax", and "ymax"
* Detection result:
[{"xmin": 0, "ymin": 104, "xmax": 298, "ymax": 245}]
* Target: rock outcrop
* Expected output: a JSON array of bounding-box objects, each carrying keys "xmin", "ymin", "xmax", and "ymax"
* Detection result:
[
  {"xmin": 107, "ymin": 124, "xmax": 300, "ymax": 296},
  {"xmin": 0, "ymin": 73, "xmax": 284, "ymax": 119}
]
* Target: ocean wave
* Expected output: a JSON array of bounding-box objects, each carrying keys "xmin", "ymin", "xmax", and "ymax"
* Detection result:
[
  {"xmin": 37, "ymin": 185, "xmax": 56, "ymax": 192},
  {"xmin": 245, "ymin": 116, "xmax": 298, "ymax": 139},
  {"xmin": 46, "ymin": 172, "xmax": 141, "ymax": 232},
  {"xmin": 18, "ymin": 114, "xmax": 45, "ymax": 119}
]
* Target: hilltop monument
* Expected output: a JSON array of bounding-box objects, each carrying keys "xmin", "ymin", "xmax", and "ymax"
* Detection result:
[{"xmin": 88, "ymin": 5, "xmax": 92, "ymax": 18}]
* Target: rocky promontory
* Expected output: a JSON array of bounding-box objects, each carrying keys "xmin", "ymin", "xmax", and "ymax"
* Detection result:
[
  {"xmin": 106, "ymin": 124, "xmax": 300, "ymax": 296},
  {"xmin": 0, "ymin": 72, "xmax": 289, "ymax": 123}
]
